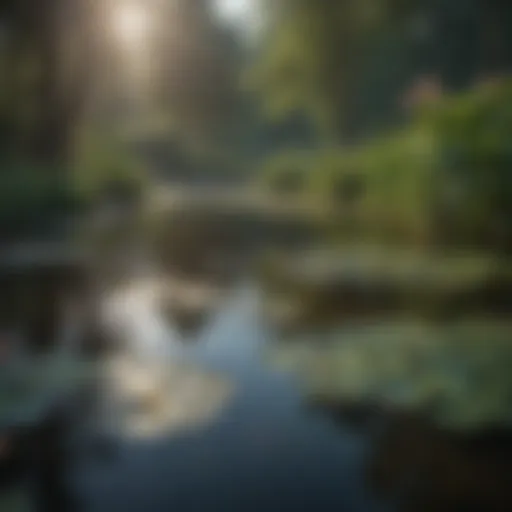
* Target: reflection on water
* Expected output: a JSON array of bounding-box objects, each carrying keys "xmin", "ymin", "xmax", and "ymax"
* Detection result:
[
  {"xmin": 269, "ymin": 315, "xmax": 512, "ymax": 511},
  {"xmin": 2, "ymin": 264, "xmax": 512, "ymax": 511},
  {"xmin": 367, "ymin": 418, "xmax": 512, "ymax": 511},
  {"xmin": 74, "ymin": 285, "xmax": 381, "ymax": 512},
  {"xmin": 100, "ymin": 279, "xmax": 234, "ymax": 439},
  {"xmin": 102, "ymin": 358, "xmax": 233, "ymax": 439},
  {"xmin": 102, "ymin": 278, "xmax": 182, "ymax": 362},
  {"xmin": 311, "ymin": 399, "xmax": 512, "ymax": 511}
]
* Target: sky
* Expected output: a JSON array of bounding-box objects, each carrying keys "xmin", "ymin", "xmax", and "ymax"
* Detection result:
[{"xmin": 212, "ymin": 0, "xmax": 262, "ymax": 39}]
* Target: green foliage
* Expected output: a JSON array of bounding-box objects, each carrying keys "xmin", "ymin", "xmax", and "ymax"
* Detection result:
[
  {"xmin": 73, "ymin": 131, "xmax": 147, "ymax": 204},
  {"xmin": 252, "ymin": 0, "xmax": 512, "ymax": 142},
  {"xmin": 417, "ymin": 80, "xmax": 512, "ymax": 247},
  {"xmin": 257, "ymin": 80, "xmax": 512, "ymax": 249},
  {"xmin": 270, "ymin": 320, "xmax": 512, "ymax": 430},
  {"xmin": 0, "ymin": 132, "xmax": 147, "ymax": 240},
  {"xmin": 354, "ymin": 128, "xmax": 437, "ymax": 243},
  {"xmin": 0, "ymin": 163, "xmax": 82, "ymax": 240},
  {"xmin": 249, "ymin": 0, "xmax": 421, "ymax": 136},
  {"xmin": 257, "ymin": 150, "xmax": 312, "ymax": 195}
]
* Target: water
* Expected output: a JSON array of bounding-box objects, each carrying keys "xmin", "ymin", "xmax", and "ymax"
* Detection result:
[
  {"xmin": 74, "ymin": 282, "xmax": 384, "ymax": 512},
  {"xmin": 2, "ymin": 271, "xmax": 511, "ymax": 511}
]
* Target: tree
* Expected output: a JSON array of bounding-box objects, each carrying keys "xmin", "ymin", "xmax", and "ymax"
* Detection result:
[
  {"xmin": 249, "ymin": 0, "xmax": 512, "ymax": 141},
  {"xmin": 153, "ymin": 0, "xmax": 240, "ymax": 155},
  {"xmin": 0, "ymin": 0, "xmax": 101, "ymax": 166}
]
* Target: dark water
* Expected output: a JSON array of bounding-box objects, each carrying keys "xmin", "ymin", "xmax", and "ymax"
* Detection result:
[
  {"xmin": 2, "ymin": 277, "xmax": 512, "ymax": 512},
  {"xmin": 74, "ymin": 284, "xmax": 383, "ymax": 512}
]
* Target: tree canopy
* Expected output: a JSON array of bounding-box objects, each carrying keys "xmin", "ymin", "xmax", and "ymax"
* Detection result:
[{"xmin": 249, "ymin": 0, "xmax": 512, "ymax": 140}]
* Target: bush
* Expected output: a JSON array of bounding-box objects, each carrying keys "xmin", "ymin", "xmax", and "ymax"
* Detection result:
[
  {"xmin": 0, "ymin": 163, "xmax": 84, "ymax": 241},
  {"xmin": 417, "ymin": 79, "xmax": 512, "ymax": 249},
  {"xmin": 72, "ymin": 132, "xmax": 147, "ymax": 207},
  {"xmin": 0, "ymin": 133, "xmax": 147, "ymax": 241},
  {"xmin": 257, "ymin": 79, "xmax": 512, "ymax": 251},
  {"xmin": 257, "ymin": 150, "xmax": 311, "ymax": 196}
]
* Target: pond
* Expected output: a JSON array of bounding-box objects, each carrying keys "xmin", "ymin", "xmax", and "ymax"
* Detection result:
[
  {"xmin": 1, "ymin": 259, "xmax": 512, "ymax": 512},
  {"xmin": 67, "ymin": 281, "xmax": 380, "ymax": 512}
]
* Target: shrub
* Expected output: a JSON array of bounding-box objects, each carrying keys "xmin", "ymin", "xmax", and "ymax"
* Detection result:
[
  {"xmin": 257, "ymin": 150, "xmax": 312, "ymax": 196},
  {"xmin": 257, "ymin": 79, "xmax": 512, "ymax": 251},
  {"xmin": 72, "ymin": 132, "xmax": 147, "ymax": 207},
  {"xmin": 0, "ymin": 163, "xmax": 83, "ymax": 241}
]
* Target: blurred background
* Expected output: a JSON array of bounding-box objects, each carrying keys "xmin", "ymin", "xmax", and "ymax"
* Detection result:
[{"xmin": 1, "ymin": 0, "xmax": 512, "ymax": 511}]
